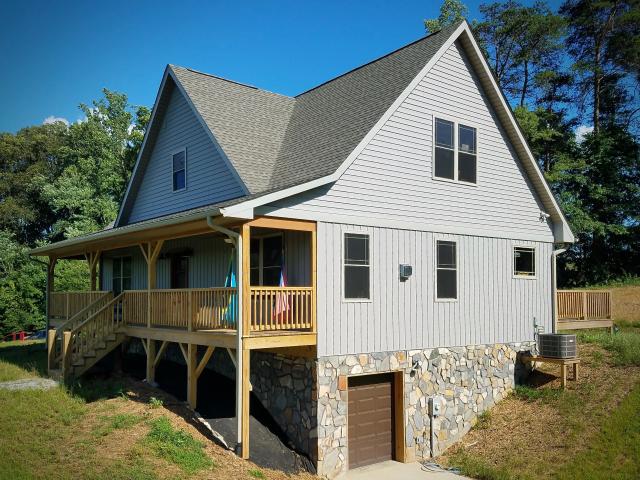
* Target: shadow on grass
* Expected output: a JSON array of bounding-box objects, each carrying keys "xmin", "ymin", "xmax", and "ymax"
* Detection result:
[{"xmin": 0, "ymin": 340, "xmax": 47, "ymax": 376}]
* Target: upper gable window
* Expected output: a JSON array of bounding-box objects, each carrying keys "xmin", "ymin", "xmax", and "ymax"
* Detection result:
[
  {"xmin": 434, "ymin": 118, "xmax": 477, "ymax": 184},
  {"xmin": 172, "ymin": 149, "xmax": 186, "ymax": 191}
]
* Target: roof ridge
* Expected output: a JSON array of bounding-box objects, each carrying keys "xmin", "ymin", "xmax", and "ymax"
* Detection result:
[
  {"xmin": 170, "ymin": 64, "xmax": 295, "ymax": 99},
  {"xmin": 294, "ymin": 22, "xmax": 459, "ymax": 98}
]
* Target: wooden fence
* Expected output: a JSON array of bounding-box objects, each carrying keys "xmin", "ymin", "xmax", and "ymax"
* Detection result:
[{"xmin": 557, "ymin": 290, "xmax": 612, "ymax": 320}]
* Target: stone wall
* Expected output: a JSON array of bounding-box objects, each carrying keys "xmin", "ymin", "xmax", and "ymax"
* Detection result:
[{"xmin": 316, "ymin": 342, "xmax": 535, "ymax": 478}]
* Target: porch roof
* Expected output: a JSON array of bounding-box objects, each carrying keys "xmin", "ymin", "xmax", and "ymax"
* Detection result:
[{"xmin": 30, "ymin": 205, "xmax": 225, "ymax": 259}]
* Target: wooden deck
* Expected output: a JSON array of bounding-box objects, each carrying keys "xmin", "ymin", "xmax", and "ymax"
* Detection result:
[{"xmin": 557, "ymin": 290, "xmax": 613, "ymax": 332}]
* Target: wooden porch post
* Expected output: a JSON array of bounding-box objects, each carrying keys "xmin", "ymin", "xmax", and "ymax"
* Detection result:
[
  {"xmin": 241, "ymin": 347, "xmax": 250, "ymax": 458},
  {"xmin": 310, "ymin": 227, "xmax": 317, "ymax": 333},
  {"xmin": 240, "ymin": 223, "xmax": 251, "ymax": 458},
  {"xmin": 85, "ymin": 250, "xmax": 101, "ymax": 291},
  {"xmin": 139, "ymin": 240, "xmax": 163, "ymax": 385},
  {"xmin": 46, "ymin": 256, "xmax": 57, "ymax": 325}
]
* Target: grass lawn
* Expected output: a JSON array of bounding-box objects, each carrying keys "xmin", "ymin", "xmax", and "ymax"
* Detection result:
[
  {"xmin": 440, "ymin": 323, "xmax": 640, "ymax": 480},
  {"xmin": 0, "ymin": 341, "xmax": 316, "ymax": 480}
]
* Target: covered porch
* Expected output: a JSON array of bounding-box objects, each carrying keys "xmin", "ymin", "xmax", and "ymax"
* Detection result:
[{"xmin": 33, "ymin": 215, "xmax": 317, "ymax": 460}]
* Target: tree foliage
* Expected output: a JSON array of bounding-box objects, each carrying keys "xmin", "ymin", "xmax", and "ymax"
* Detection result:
[
  {"xmin": 424, "ymin": 0, "xmax": 468, "ymax": 34},
  {"xmin": 0, "ymin": 89, "xmax": 148, "ymax": 334}
]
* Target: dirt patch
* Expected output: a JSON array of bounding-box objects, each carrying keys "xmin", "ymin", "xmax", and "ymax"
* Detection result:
[
  {"xmin": 438, "ymin": 343, "xmax": 640, "ymax": 478},
  {"xmin": 75, "ymin": 376, "xmax": 317, "ymax": 480}
]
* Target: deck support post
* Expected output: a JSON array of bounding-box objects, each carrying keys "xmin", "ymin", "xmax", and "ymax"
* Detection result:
[
  {"xmin": 46, "ymin": 329, "xmax": 56, "ymax": 373},
  {"xmin": 187, "ymin": 343, "xmax": 197, "ymax": 409},
  {"xmin": 146, "ymin": 338, "xmax": 156, "ymax": 385},
  {"xmin": 241, "ymin": 346, "xmax": 250, "ymax": 459},
  {"xmin": 310, "ymin": 227, "xmax": 317, "ymax": 333},
  {"xmin": 61, "ymin": 330, "xmax": 71, "ymax": 382}
]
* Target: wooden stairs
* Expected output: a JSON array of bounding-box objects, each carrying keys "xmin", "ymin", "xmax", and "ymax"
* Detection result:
[{"xmin": 48, "ymin": 292, "xmax": 127, "ymax": 381}]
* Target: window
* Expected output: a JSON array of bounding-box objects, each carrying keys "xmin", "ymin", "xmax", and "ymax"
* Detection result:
[
  {"xmin": 112, "ymin": 257, "xmax": 132, "ymax": 295},
  {"xmin": 433, "ymin": 118, "xmax": 477, "ymax": 184},
  {"xmin": 344, "ymin": 233, "xmax": 370, "ymax": 300},
  {"xmin": 434, "ymin": 118, "xmax": 455, "ymax": 179},
  {"xmin": 172, "ymin": 149, "xmax": 186, "ymax": 191},
  {"xmin": 458, "ymin": 124, "xmax": 477, "ymax": 183},
  {"xmin": 250, "ymin": 235, "xmax": 283, "ymax": 286},
  {"xmin": 514, "ymin": 247, "xmax": 535, "ymax": 277},
  {"xmin": 436, "ymin": 240, "xmax": 457, "ymax": 299}
]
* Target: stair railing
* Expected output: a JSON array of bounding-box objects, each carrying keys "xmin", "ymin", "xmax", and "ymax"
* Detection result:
[
  {"xmin": 50, "ymin": 292, "xmax": 113, "ymax": 371},
  {"xmin": 61, "ymin": 292, "xmax": 126, "ymax": 380}
]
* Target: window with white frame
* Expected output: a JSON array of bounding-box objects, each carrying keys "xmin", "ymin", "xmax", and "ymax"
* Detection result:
[
  {"xmin": 172, "ymin": 149, "xmax": 186, "ymax": 191},
  {"xmin": 434, "ymin": 118, "xmax": 477, "ymax": 184},
  {"xmin": 513, "ymin": 246, "xmax": 535, "ymax": 277},
  {"xmin": 344, "ymin": 233, "xmax": 370, "ymax": 300},
  {"xmin": 436, "ymin": 240, "xmax": 457, "ymax": 299}
]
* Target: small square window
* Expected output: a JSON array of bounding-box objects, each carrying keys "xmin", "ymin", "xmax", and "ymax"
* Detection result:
[
  {"xmin": 514, "ymin": 247, "xmax": 535, "ymax": 276},
  {"xmin": 344, "ymin": 233, "xmax": 370, "ymax": 300},
  {"xmin": 172, "ymin": 150, "xmax": 186, "ymax": 191}
]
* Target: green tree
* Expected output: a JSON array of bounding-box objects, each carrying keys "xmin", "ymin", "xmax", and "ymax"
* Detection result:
[
  {"xmin": 0, "ymin": 122, "xmax": 68, "ymax": 245},
  {"xmin": 40, "ymin": 89, "xmax": 149, "ymax": 239},
  {"xmin": 560, "ymin": 0, "xmax": 640, "ymax": 132},
  {"xmin": 424, "ymin": 0, "xmax": 468, "ymax": 34},
  {"xmin": 0, "ymin": 230, "xmax": 46, "ymax": 336},
  {"xmin": 475, "ymin": 1, "xmax": 566, "ymax": 106}
]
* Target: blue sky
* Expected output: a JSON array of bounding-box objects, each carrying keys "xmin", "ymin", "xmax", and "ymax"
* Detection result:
[{"xmin": 0, "ymin": 0, "xmax": 561, "ymax": 133}]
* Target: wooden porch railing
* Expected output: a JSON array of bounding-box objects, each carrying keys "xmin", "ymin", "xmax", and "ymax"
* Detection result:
[
  {"xmin": 122, "ymin": 287, "xmax": 314, "ymax": 333},
  {"xmin": 249, "ymin": 286, "xmax": 314, "ymax": 332},
  {"xmin": 557, "ymin": 290, "xmax": 612, "ymax": 320},
  {"xmin": 49, "ymin": 291, "xmax": 110, "ymax": 319}
]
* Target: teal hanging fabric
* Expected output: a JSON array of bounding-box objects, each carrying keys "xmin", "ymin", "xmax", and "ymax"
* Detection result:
[{"xmin": 223, "ymin": 249, "xmax": 237, "ymax": 326}]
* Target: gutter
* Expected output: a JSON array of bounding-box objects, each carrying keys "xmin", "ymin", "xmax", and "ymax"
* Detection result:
[
  {"xmin": 206, "ymin": 216, "xmax": 244, "ymax": 453},
  {"xmin": 551, "ymin": 245, "xmax": 568, "ymax": 333}
]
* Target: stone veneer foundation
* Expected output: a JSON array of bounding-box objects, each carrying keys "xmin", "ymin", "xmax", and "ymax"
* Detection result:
[{"xmin": 315, "ymin": 342, "xmax": 536, "ymax": 478}]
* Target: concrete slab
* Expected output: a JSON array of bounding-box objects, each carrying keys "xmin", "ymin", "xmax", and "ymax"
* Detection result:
[{"xmin": 338, "ymin": 460, "xmax": 470, "ymax": 480}]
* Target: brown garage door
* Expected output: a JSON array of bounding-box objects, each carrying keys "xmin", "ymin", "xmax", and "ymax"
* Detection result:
[{"xmin": 348, "ymin": 373, "xmax": 394, "ymax": 469}]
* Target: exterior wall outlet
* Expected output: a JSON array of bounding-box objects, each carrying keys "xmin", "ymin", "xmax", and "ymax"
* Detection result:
[{"xmin": 399, "ymin": 264, "xmax": 413, "ymax": 281}]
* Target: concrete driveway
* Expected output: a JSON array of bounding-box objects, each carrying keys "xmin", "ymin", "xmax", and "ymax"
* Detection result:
[{"xmin": 338, "ymin": 460, "xmax": 471, "ymax": 480}]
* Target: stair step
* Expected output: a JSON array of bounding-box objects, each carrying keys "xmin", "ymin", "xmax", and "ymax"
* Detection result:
[{"xmin": 72, "ymin": 359, "xmax": 85, "ymax": 367}]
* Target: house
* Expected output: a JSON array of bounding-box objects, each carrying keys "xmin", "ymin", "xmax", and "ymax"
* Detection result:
[{"xmin": 33, "ymin": 20, "xmax": 580, "ymax": 478}]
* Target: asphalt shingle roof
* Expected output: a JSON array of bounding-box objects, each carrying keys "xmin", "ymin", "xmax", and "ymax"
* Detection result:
[{"xmin": 169, "ymin": 23, "xmax": 457, "ymax": 196}]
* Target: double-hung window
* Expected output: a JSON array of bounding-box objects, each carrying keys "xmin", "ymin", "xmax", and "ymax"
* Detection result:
[
  {"xmin": 513, "ymin": 246, "xmax": 535, "ymax": 277},
  {"xmin": 436, "ymin": 240, "xmax": 457, "ymax": 299},
  {"xmin": 172, "ymin": 149, "xmax": 186, "ymax": 191},
  {"xmin": 112, "ymin": 257, "xmax": 132, "ymax": 295},
  {"xmin": 344, "ymin": 233, "xmax": 370, "ymax": 300},
  {"xmin": 434, "ymin": 118, "xmax": 477, "ymax": 184}
]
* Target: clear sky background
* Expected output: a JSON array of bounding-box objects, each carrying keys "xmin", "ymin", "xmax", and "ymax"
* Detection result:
[{"xmin": 0, "ymin": 0, "xmax": 561, "ymax": 133}]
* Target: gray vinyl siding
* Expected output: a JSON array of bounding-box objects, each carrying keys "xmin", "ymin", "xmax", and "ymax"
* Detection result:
[
  {"xmin": 264, "ymin": 41, "xmax": 553, "ymax": 242},
  {"xmin": 100, "ymin": 232, "xmax": 310, "ymax": 290},
  {"xmin": 126, "ymin": 87, "xmax": 245, "ymax": 224},
  {"xmin": 317, "ymin": 222, "xmax": 553, "ymax": 357}
]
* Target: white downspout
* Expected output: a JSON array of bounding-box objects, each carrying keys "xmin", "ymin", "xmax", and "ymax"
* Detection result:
[
  {"xmin": 551, "ymin": 246, "xmax": 567, "ymax": 333},
  {"xmin": 206, "ymin": 216, "xmax": 243, "ymax": 452}
]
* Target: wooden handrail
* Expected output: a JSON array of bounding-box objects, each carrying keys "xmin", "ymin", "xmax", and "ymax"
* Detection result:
[
  {"xmin": 49, "ymin": 291, "xmax": 110, "ymax": 319},
  {"xmin": 557, "ymin": 290, "xmax": 612, "ymax": 320}
]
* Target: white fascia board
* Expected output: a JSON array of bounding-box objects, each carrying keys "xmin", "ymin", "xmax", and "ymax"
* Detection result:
[
  {"xmin": 31, "ymin": 207, "xmax": 221, "ymax": 256},
  {"xmin": 458, "ymin": 23, "xmax": 575, "ymax": 243},
  {"xmin": 115, "ymin": 67, "xmax": 171, "ymax": 227},
  {"xmin": 168, "ymin": 68, "xmax": 250, "ymax": 198}
]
